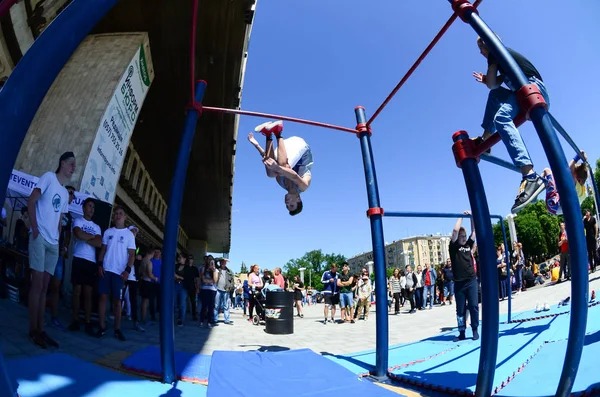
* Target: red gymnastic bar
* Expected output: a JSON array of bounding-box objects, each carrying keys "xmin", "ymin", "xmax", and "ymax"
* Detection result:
[
  {"xmin": 367, "ymin": 0, "xmax": 483, "ymax": 126},
  {"xmin": 202, "ymin": 106, "xmax": 358, "ymax": 134}
]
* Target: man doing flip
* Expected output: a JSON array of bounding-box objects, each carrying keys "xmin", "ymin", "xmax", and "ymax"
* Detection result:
[{"xmin": 248, "ymin": 120, "xmax": 313, "ymax": 215}]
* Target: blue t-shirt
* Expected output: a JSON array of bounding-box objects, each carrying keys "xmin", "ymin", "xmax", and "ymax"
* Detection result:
[
  {"xmin": 321, "ymin": 270, "xmax": 339, "ymax": 294},
  {"xmin": 151, "ymin": 258, "xmax": 162, "ymax": 282},
  {"xmin": 443, "ymin": 267, "xmax": 454, "ymax": 282}
]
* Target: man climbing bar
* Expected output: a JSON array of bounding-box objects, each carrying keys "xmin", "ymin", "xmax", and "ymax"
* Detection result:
[
  {"xmin": 247, "ymin": 120, "xmax": 313, "ymax": 215},
  {"xmin": 472, "ymin": 35, "xmax": 550, "ymax": 214},
  {"xmin": 450, "ymin": 211, "xmax": 479, "ymax": 342}
]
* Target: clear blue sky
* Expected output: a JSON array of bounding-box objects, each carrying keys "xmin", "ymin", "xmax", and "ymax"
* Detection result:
[{"xmin": 223, "ymin": 0, "xmax": 600, "ymax": 273}]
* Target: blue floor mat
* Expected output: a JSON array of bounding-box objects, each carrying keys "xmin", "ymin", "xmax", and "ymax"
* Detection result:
[
  {"xmin": 325, "ymin": 341, "xmax": 458, "ymax": 375},
  {"xmin": 122, "ymin": 346, "xmax": 211, "ymax": 383},
  {"xmin": 499, "ymin": 298, "xmax": 600, "ymax": 323},
  {"xmin": 496, "ymin": 332, "xmax": 600, "ymax": 397},
  {"xmin": 389, "ymin": 316, "xmax": 568, "ymax": 395},
  {"xmin": 207, "ymin": 348, "xmax": 402, "ymax": 397},
  {"xmin": 8, "ymin": 353, "xmax": 207, "ymax": 397}
]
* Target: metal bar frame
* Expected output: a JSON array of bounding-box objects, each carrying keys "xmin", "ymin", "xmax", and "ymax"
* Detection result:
[{"xmin": 453, "ymin": 2, "xmax": 589, "ymax": 396}]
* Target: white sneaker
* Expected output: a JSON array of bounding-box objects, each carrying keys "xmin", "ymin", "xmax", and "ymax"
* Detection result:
[
  {"xmin": 534, "ymin": 303, "xmax": 540, "ymax": 313},
  {"xmin": 254, "ymin": 121, "xmax": 273, "ymax": 133},
  {"xmin": 543, "ymin": 303, "xmax": 550, "ymax": 311}
]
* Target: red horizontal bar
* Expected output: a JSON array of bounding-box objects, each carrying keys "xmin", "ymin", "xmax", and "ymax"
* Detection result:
[
  {"xmin": 473, "ymin": 114, "xmax": 526, "ymax": 157},
  {"xmin": 201, "ymin": 106, "xmax": 357, "ymax": 134},
  {"xmin": 367, "ymin": 0, "xmax": 483, "ymax": 126}
]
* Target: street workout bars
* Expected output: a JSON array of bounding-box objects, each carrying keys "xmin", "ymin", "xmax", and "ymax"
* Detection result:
[
  {"xmin": 366, "ymin": 0, "xmax": 483, "ymax": 126},
  {"xmin": 450, "ymin": 1, "xmax": 589, "ymax": 397},
  {"xmin": 383, "ymin": 211, "xmax": 513, "ymax": 323}
]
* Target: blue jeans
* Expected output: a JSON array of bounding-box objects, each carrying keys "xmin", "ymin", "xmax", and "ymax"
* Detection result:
[
  {"xmin": 339, "ymin": 292, "xmax": 353, "ymax": 308},
  {"xmin": 423, "ymin": 285, "xmax": 434, "ymax": 308},
  {"xmin": 214, "ymin": 290, "xmax": 230, "ymax": 322},
  {"xmin": 481, "ymin": 76, "xmax": 549, "ymax": 168},
  {"xmin": 515, "ymin": 266, "xmax": 523, "ymax": 291},
  {"xmin": 175, "ymin": 284, "xmax": 188, "ymax": 321},
  {"xmin": 415, "ymin": 287, "xmax": 424, "ymax": 309},
  {"xmin": 455, "ymin": 278, "xmax": 479, "ymax": 332},
  {"xmin": 235, "ymin": 295, "xmax": 242, "ymax": 308},
  {"xmin": 444, "ymin": 281, "xmax": 454, "ymax": 298}
]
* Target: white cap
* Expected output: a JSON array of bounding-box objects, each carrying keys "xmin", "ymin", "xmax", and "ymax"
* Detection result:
[{"xmin": 128, "ymin": 225, "xmax": 139, "ymax": 232}]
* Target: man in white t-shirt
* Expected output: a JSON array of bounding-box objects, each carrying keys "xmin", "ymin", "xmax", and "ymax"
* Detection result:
[
  {"xmin": 68, "ymin": 197, "xmax": 102, "ymax": 335},
  {"xmin": 96, "ymin": 206, "xmax": 136, "ymax": 341},
  {"xmin": 26, "ymin": 151, "xmax": 76, "ymax": 349},
  {"xmin": 121, "ymin": 225, "xmax": 145, "ymax": 332},
  {"xmin": 247, "ymin": 120, "xmax": 313, "ymax": 216}
]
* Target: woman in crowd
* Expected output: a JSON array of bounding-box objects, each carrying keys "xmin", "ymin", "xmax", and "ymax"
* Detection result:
[
  {"xmin": 389, "ymin": 268, "xmax": 402, "ymax": 315},
  {"xmin": 497, "ymin": 245, "xmax": 508, "ymax": 300},
  {"xmin": 415, "ymin": 264, "xmax": 424, "ymax": 310},
  {"xmin": 199, "ymin": 256, "xmax": 218, "ymax": 328},
  {"xmin": 248, "ymin": 264, "xmax": 264, "ymax": 321},
  {"xmin": 292, "ymin": 275, "xmax": 304, "ymax": 318},
  {"xmin": 512, "ymin": 242, "xmax": 526, "ymax": 294}
]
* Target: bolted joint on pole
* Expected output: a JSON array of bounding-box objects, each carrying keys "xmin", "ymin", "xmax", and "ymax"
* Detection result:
[{"xmin": 452, "ymin": 130, "xmax": 480, "ymax": 168}]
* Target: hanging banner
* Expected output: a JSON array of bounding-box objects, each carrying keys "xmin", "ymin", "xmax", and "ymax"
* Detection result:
[
  {"xmin": 80, "ymin": 43, "xmax": 152, "ymax": 203},
  {"xmin": 7, "ymin": 169, "xmax": 88, "ymax": 215}
]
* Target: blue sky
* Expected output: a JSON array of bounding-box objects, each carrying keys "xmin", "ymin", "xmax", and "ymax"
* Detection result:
[{"xmin": 223, "ymin": 1, "xmax": 600, "ymax": 273}]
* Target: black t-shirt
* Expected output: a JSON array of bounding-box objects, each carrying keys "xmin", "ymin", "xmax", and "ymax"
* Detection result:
[
  {"xmin": 583, "ymin": 217, "xmax": 597, "ymax": 241},
  {"xmin": 449, "ymin": 238, "xmax": 476, "ymax": 282},
  {"xmin": 339, "ymin": 272, "xmax": 351, "ymax": 293},
  {"xmin": 488, "ymin": 48, "xmax": 542, "ymax": 85},
  {"xmin": 442, "ymin": 267, "xmax": 454, "ymax": 282},
  {"xmin": 184, "ymin": 265, "xmax": 199, "ymax": 291}
]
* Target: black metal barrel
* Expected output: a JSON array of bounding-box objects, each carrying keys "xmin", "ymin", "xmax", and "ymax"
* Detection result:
[{"xmin": 265, "ymin": 291, "xmax": 294, "ymax": 334}]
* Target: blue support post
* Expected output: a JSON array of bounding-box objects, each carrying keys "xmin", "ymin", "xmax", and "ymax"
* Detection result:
[
  {"xmin": 0, "ymin": 0, "xmax": 120, "ymax": 204},
  {"xmin": 455, "ymin": 4, "xmax": 589, "ymax": 395},
  {"xmin": 452, "ymin": 132, "xmax": 499, "ymax": 397},
  {"xmin": 494, "ymin": 216, "xmax": 512, "ymax": 322},
  {"xmin": 160, "ymin": 81, "xmax": 207, "ymax": 384},
  {"xmin": 354, "ymin": 106, "xmax": 388, "ymax": 378}
]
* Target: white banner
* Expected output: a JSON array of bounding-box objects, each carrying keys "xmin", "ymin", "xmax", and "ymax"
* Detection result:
[
  {"xmin": 7, "ymin": 169, "xmax": 88, "ymax": 216},
  {"xmin": 80, "ymin": 44, "xmax": 152, "ymax": 203}
]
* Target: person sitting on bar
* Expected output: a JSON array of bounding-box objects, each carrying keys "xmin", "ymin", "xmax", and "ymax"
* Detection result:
[
  {"xmin": 541, "ymin": 151, "xmax": 588, "ymax": 216},
  {"xmin": 247, "ymin": 120, "xmax": 313, "ymax": 216},
  {"xmin": 472, "ymin": 35, "xmax": 550, "ymax": 214}
]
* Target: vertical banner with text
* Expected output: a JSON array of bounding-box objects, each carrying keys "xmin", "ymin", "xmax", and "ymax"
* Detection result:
[{"xmin": 80, "ymin": 44, "xmax": 152, "ymax": 203}]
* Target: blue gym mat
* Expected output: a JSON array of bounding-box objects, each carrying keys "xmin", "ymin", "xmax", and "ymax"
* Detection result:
[
  {"xmin": 325, "ymin": 341, "xmax": 459, "ymax": 375},
  {"xmin": 496, "ymin": 332, "xmax": 600, "ymax": 397},
  {"xmin": 122, "ymin": 346, "xmax": 211, "ymax": 384},
  {"xmin": 206, "ymin": 348, "xmax": 402, "ymax": 397},
  {"xmin": 8, "ymin": 353, "xmax": 207, "ymax": 397},
  {"xmin": 499, "ymin": 298, "xmax": 600, "ymax": 323},
  {"xmin": 389, "ymin": 316, "xmax": 568, "ymax": 395}
]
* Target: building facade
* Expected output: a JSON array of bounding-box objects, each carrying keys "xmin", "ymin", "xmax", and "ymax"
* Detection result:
[{"xmin": 347, "ymin": 235, "xmax": 451, "ymax": 274}]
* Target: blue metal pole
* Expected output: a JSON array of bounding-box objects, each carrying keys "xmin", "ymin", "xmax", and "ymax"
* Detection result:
[
  {"xmin": 384, "ymin": 211, "xmax": 505, "ymax": 220},
  {"xmin": 160, "ymin": 81, "xmax": 207, "ymax": 384},
  {"xmin": 495, "ymin": 216, "xmax": 512, "ymax": 322},
  {"xmin": 480, "ymin": 153, "xmax": 521, "ymax": 173},
  {"xmin": 530, "ymin": 106, "xmax": 588, "ymax": 397},
  {"xmin": 0, "ymin": 0, "xmax": 120, "ymax": 205},
  {"xmin": 453, "ymin": 132, "xmax": 499, "ymax": 397},
  {"xmin": 354, "ymin": 106, "xmax": 388, "ymax": 378},
  {"xmin": 461, "ymin": 7, "xmax": 588, "ymax": 396}
]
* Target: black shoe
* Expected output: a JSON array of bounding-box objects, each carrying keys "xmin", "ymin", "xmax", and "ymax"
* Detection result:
[
  {"xmin": 29, "ymin": 331, "xmax": 47, "ymax": 349},
  {"xmin": 84, "ymin": 323, "xmax": 94, "ymax": 336},
  {"xmin": 68, "ymin": 321, "xmax": 80, "ymax": 331},
  {"xmin": 511, "ymin": 175, "xmax": 545, "ymax": 213},
  {"xmin": 472, "ymin": 329, "xmax": 480, "ymax": 341},
  {"xmin": 40, "ymin": 331, "xmax": 59, "ymax": 348},
  {"xmin": 177, "ymin": 320, "xmax": 183, "ymax": 327},
  {"xmin": 114, "ymin": 329, "xmax": 126, "ymax": 341},
  {"xmin": 453, "ymin": 331, "xmax": 466, "ymax": 342},
  {"xmin": 96, "ymin": 327, "xmax": 107, "ymax": 338},
  {"xmin": 473, "ymin": 136, "xmax": 491, "ymax": 154}
]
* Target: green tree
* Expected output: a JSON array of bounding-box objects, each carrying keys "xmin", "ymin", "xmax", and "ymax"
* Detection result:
[
  {"xmin": 581, "ymin": 195, "xmax": 596, "ymax": 216},
  {"xmin": 240, "ymin": 262, "xmax": 248, "ymax": 274},
  {"xmin": 283, "ymin": 249, "xmax": 346, "ymax": 291},
  {"xmin": 492, "ymin": 219, "xmax": 511, "ymax": 248}
]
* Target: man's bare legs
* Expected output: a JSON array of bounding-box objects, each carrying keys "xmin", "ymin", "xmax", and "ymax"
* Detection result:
[{"xmin": 275, "ymin": 134, "xmax": 288, "ymax": 168}]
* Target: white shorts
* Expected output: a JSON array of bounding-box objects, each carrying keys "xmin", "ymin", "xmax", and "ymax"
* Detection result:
[{"xmin": 274, "ymin": 136, "xmax": 311, "ymax": 169}]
